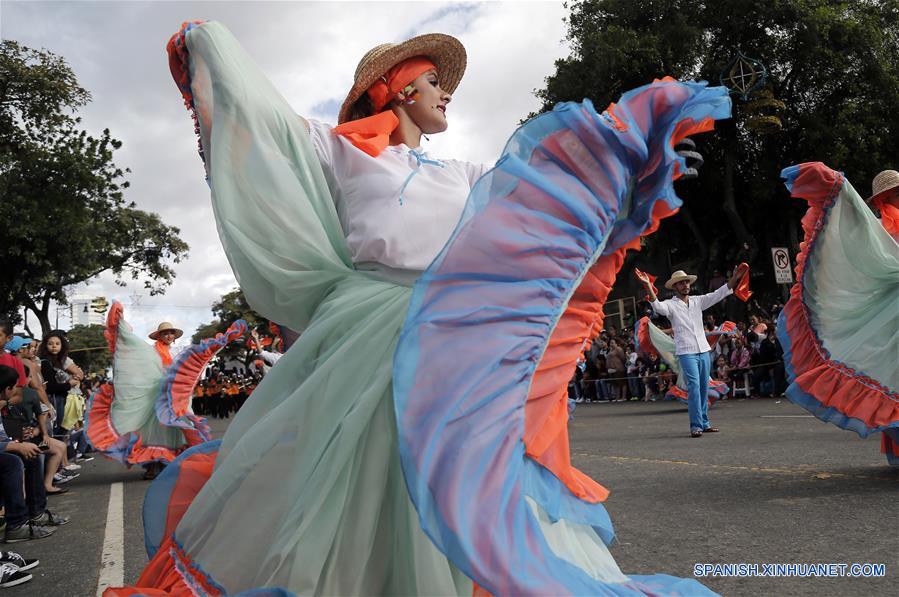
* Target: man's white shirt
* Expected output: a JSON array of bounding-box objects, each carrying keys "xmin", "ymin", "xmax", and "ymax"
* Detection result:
[{"xmin": 650, "ymin": 284, "xmax": 733, "ymax": 355}]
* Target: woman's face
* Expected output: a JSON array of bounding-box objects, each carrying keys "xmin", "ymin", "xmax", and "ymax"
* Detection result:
[
  {"xmin": 47, "ymin": 336, "xmax": 62, "ymax": 355},
  {"xmin": 402, "ymin": 70, "xmax": 451, "ymax": 135},
  {"xmin": 28, "ymin": 341, "xmax": 38, "ymax": 357},
  {"xmin": 158, "ymin": 330, "xmax": 177, "ymax": 346}
]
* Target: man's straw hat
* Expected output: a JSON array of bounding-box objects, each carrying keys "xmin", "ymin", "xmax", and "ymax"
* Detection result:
[
  {"xmin": 868, "ymin": 170, "xmax": 899, "ymax": 204},
  {"xmin": 337, "ymin": 33, "xmax": 466, "ymax": 124},
  {"xmin": 149, "ymin": 322, "xmax": 183, "ymax": 340},
  {"xmin": 665, "ymin": 270, "xmax": 697, "ymax": 290}
]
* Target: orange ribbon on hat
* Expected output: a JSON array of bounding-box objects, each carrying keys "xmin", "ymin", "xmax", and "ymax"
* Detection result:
[
  {"xmin": 334, "ymin": 57, "xmax": 436, "ymax": 157},
  {"xmin": 872, "ymin": 195, "xmax": 899, "ymax": 235},
  {"xmin": 734, "ymin": 262, "xmax": 752, "ymax": 302}
]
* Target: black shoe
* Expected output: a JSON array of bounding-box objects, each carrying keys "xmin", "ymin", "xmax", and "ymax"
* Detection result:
[
  {"xmin": 0, "ymin": 562, "xmax": 32, "ymax": 587},
  {"xmin": 0, "ymin": 551, "xmax": 38, "ymax": 571},
  {"xmin": 691, "ymin": 430, "xmax": 703, "ymax": 438},
  {"xmin": 3, "ymin": 522, "xmax": 55, "ymax": 543},
  {"xmin": 75, "ymin": 455, "xmax": 94, "ymax": 463},
  {"xmin": 30, "ymin": 510, "xmax": 69, "ymax": 527}
]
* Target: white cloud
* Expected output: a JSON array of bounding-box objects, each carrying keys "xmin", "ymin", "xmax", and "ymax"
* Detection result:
[{"xmin": 3, "ymin": 0, "xmax": 569, "ymax": 340}]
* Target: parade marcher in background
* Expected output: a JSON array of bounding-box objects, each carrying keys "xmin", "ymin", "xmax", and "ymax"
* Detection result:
[
  {"xmin": 116, "ymin": 19, "xmax": 731, "ymax": 596},
  {"xmin": 250, "ymin": 329, "xmax": 283, "ymax": 368},
  {"xmin": 776, "ymin": 163, "xmax": 898, "ymax": 465},
  {"xmin": 636, "ymin": 264, "xmax": 749, "ymax": 437},
  {"xmin": 86, "ymin": 303, "xmax": 247, "ymax": 479}
]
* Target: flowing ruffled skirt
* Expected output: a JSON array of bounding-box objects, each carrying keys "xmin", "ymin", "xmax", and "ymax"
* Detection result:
[
  {"xmin": 115, "ymin": 20, "xmax": 733, "ymax": 596},
  {"xmin": 87, "ymin": 303, "xmax": 202, "ymax": 465},
  {"xmin": 776, "ymin": 163, "xmax": 899, "ymax": 464},
  {"xmin": 633, "ymin": 316, "xmax": 730, "ymax": 403},
  {"xmin": 87, "ymin": 303, "xmax": 244, "ymax": 466}
]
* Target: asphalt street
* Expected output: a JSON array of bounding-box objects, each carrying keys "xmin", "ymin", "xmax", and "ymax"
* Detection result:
[{"xmin": 6, "ymin": 398, "xmax": 897, "ymax": 596}]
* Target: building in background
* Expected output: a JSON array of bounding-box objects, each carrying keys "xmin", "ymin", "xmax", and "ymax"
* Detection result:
[{"xmin": 69, "ymin": 295, "xmax": 108, "ymax": 327}]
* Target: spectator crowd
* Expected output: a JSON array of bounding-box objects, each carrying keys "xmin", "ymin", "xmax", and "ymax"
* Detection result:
[
  {"xmin": 0, "ymin": 319, "xmax": 99, "ymax": 587},
  {"xmin": 569, "ymin": 301, "xmax": 787, "ymax": 404}
]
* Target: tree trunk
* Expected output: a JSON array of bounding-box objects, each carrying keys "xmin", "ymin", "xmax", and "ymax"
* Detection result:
[
  {"xmin": 720, "ymin": 122, "xmax": 757, "ymax": 262},
  {"xmin": 678, "ymin": 205, "xmax": 709, "ymax": 279},
  {"xmin": 25, "ymin": 292, "xmax": 53, "ymax": 337}
]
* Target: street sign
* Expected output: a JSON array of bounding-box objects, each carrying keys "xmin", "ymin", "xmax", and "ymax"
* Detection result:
[{"xmin": 771, "ymin": 247, "xmax": 793, "ymax": 284}]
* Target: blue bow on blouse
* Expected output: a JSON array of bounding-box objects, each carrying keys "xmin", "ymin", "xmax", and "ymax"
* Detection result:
[{"xmin": 398, "ymin": 149, "xmax": 445, "ymax": 206}]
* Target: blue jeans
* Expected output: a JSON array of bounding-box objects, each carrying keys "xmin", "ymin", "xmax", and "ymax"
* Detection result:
[
  {"xmin": 0, "ymin": 451, "xmax": 46, "ymax": 527},
  {"xmin": 70, "ymin": 429, "xmax": 89, "ymax": 457},
  {"xmin": 677, "ymin": 351, "xmax": 712, "ymax": 432}
]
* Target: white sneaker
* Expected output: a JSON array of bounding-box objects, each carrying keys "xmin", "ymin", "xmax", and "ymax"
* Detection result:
[{"xmin": 63, "ymin": 463, "xmax": 81, "ymax": 472}]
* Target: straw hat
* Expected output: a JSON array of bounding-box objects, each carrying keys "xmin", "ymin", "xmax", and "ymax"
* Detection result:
[
  {"xmin": 149, "ymin": 322, "xmax": 183, "ymax": 340},
  {"xmin": 337, "ymin": 33, "xmax": 466, "ymax": 124},
  {"xmin": 868, "ymin": 170, "xmax": 899, "ymax": 204},
  {"xmin": 664, "ymin": 270, "xmax": 697, "ymax": 289}
]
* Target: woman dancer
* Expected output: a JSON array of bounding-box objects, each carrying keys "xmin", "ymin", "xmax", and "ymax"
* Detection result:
[
  {"xmin": 116, "ymin": 21, "xmax": 731, "ymax": 595},
  {"xmin": 776, "ymin": 163, "xmax": 898, "ymax": 465},
  {"xmin": 87, "ymin": 303, "xmax": 246, "ymax": 477}
]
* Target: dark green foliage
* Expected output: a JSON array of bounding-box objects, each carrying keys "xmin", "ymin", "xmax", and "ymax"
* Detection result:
[
  {"xmin": 67, "ymin": 324, "xmax": 112, "ymax": 373},
  {"xmin": 535, "ymin": 0, "xmax": 899, "ymax": 312}
]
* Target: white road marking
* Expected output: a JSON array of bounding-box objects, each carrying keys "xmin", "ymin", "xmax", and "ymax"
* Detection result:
[{"xmin": 96, "ymin": 482, "xmax": 124, "ymax": 596}]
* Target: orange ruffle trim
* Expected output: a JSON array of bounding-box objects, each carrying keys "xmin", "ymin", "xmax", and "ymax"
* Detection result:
[
  {"xmin": 523, "ymin": 177, "xmax": 689, "ymax": 503},
  {"xmin": 105, "ymin": 449, "xmax": 218, "ymax": 596},
  {"xmin": 783, "ymin": 163, "xmax": 899, "ymax": 429}
]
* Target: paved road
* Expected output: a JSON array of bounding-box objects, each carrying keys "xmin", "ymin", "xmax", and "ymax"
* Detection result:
[{"xmin": 7, "ymin": 399, "xmax": 897, "ymax": 596}]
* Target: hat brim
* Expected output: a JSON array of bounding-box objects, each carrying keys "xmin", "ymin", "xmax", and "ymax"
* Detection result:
[
  {"xmin": 665, "ymin": 275, "xmax": 697, "ymax": 290},
  {"xmin": 149, "ymin": 328, "xmax": 184, "ymax": 340},
  {"xmin": 866, "ymin": 185, "xmax": 899, "ymax": 205},
  {"xmin": 338, "ymin": 33, "xmax": 466, "ymax": 124}
]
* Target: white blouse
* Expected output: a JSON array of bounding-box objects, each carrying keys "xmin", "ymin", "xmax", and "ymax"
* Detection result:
[{"xmin": 307, "ymin": 119, "xmax": 489, "ymax": 273}]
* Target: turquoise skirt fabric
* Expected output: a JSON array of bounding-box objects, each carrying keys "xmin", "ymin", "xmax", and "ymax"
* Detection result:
[{"xmin": 150, "ymin": 20, "xmax": 731, "ymax": 595}]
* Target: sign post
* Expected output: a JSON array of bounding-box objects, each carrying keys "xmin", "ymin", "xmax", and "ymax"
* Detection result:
[{"xmin": 771, "ymin": 247, "xmax": 793, "ymax": 303}]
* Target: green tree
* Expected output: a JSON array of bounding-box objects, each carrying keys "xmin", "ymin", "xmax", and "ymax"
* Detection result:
[
  {"xmin": 0, "ymin": 41, "xmax": 189, "ymax": 334},
  {"xmin": 66, "ymin": 324, "xmax": 112, "ymax": 374},
  {"xmin": 536, "ymin": 0, "xmax": 899, "ymax": 310},
  {"xmin": 192, "ymin": 288, "xmax": 268, "ymax": 368}
]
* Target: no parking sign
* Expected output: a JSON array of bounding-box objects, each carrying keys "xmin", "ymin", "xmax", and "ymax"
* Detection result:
[{"xmin": 771, "ymin": 247, "xmax": 793, "ymax": 284}]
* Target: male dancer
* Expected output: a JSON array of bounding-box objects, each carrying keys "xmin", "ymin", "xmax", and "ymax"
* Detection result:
[{"xmin": 636, "ymin": 265, "xmax": 748, "ymax": 437}]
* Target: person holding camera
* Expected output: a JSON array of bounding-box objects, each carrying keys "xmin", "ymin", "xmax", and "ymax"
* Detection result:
[
  {"xmin": 0, "ymin": 365, "xmax": 76, "ymax": 496},
  {"xmin": 0, "ymin": 365, "xmax": 69, "ymax": 542}
]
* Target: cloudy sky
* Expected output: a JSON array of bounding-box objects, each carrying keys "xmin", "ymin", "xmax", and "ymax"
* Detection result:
[{"xmin": 2, "ymin": 0, "xmax": 570, "ymax": 343}]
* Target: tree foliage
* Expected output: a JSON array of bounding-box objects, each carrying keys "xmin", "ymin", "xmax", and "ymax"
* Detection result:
[
  {"xmin": 0, "ymin": 41, "xmax": 189, "ymax": 334},
  {"xmin": 66, "ymin": 323, "xmax": 112, "ymax": 374},
  {"xmin": 535, "ymin": 0, "xmax": 899, "ymax": 309},
  {"xmin": 191, "ymin": 288, "xmax": 268, "ymax": 366}
]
